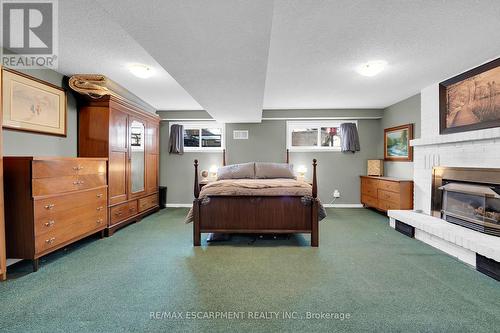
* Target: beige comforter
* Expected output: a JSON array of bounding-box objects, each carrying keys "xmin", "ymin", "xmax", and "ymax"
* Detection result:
[{"xmin": 185, "ymin": 179, "xmax": 326, "ymax": 222}]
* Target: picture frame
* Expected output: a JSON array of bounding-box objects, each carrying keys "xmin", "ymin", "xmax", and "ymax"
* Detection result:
[
  {"xmin": 384, "ymin": 124, "xmax": 413, "ymax": 162},
  {"xmin": 2, "ymin": 67, "xmax": 66, "ymax": 137},
  {"xmin": 439, "ymin": 57, "xmax": 500, "ymax": 135}
]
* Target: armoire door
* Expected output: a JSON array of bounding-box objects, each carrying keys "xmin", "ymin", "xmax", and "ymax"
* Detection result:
[
  {"xmin": 128, "ymin": 116, "xmax": 147, "ymax": 199},
  {"xmin": 146, "ymin": 122, "xmax": 159, "ymax": 194},
  {"xmin": 108, "ymin": 108, "xmax": 128, "ymax": 205}
]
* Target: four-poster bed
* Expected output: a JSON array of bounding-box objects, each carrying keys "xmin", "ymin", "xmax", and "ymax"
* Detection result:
[{"xmin": 190, "ymin": 149, "xmax": 321, "ymax": 247}]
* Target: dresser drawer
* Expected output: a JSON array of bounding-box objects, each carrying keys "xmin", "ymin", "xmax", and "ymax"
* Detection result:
[
  {"xmin": 32, "ymin": 159, "xmax": 106, "ymax": 178},
  {"xmin": 378, "ymin": 200, "xmax": 400, "ymax": 211},
  {"xmin": 378, "ymin": 180, "xmax": 400, "ymax": 193},
  {"xmin": 34, "ymin": 188, "xmax": 107, "ymax": 220},
  {"xmin": 361, "ymin": 177, "xmax": 378, "ymax": 189},
  {"xmin": 361, "ymin": 184, "xmax": 378, "ymax": 197},
  {"xmin": 35, "ymin": 201, "xmax": 106, "ymax": 237},
  {"xmin": 361, "ymin": 194, "xmax": 378, "ymax": 208},
  {"xmin": 110, "ymin": 201, "xmax": 138, "ymax": 225},
  {"xmin": 35, "ymin": 213, "xmax": 106, "ymax": 254},
  {"xmin": 138, "ymin": 193, "xmax": 158, "ymax": 212},
  {"xmin": 378, "ymin": 189, "xmax": 400, "ymax": 204},
  {"xmin": 33, "ymin": 174, "xmax": 106, "ymax": 196}
]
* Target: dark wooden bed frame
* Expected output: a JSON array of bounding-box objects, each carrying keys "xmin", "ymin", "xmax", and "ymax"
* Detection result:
[{"xmin": 192, "ymin": 150, "xmax": 319, "ymax": 247}]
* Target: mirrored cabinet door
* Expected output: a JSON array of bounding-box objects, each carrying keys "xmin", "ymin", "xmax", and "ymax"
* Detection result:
[{"xmin": 130, "ymin": 119, "xmax": 145, "ymax": 194}]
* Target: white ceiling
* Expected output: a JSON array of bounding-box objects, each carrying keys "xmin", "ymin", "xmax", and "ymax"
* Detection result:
[
  {"xmin": 57, "ymin": 0, "xmax": 500, "ymax": 121},
  {"xmin": 95, "ymin": 0, "xmax": 274, "ymax": 122},
  {"xmin": 264, "ymin": 0, "xmax": 500, "ymax": 109},
  {"xmin": 58, "ymin": 0, "xmax": 202, "ymax": 111}
]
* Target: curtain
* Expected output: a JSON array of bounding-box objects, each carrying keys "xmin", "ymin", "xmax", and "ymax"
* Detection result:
[
  {"xmin": 169, "ymin": 124, "xmax": 184, "ymax": 154},
  {"xmin": 340, "ymin": 123, "xmax": 360, "ymax": 153}
]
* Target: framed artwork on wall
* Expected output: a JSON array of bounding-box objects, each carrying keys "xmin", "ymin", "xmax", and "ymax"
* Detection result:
[
  {"xmin": 439, "ymin": 57, "xmax": 500, "ymax": 134},
  {"xmin": 384, "ymin": 124, "xmax": 413, "ymax": 162},
  {"xmin": 2, "ymin": 68, "xmax": 66, "ymax": 136}
]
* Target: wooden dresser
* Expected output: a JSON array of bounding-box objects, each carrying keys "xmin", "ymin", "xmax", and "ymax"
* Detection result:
[
  {"xmin": 3, "ymin": 157, "xmax": 108, "ymax": 271},
  {"xmin": 78, "ymin": 95, "xmax": 160, "ymax": 236},
  {"xmin": 360, "ymin": 176, "xmax": 413, "ymax": 212}
]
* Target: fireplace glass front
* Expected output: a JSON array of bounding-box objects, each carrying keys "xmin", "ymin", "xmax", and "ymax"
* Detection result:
[{"xmin": 440, "ymin": 182, "xmax": 500, "ymax": 236}]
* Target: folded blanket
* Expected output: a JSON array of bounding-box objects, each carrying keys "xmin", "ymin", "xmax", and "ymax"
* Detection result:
[{"xmin": 185, "ymin": 179, "xmax": 327, "ymax": 223}]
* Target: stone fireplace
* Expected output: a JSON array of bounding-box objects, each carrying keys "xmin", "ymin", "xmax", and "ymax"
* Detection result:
[{"xmin": 431, "ymin": 167, "xmax": 500, "ymax": 237}]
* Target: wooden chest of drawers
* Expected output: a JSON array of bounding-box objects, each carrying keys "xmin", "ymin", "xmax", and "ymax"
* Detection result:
[
  {"xmin": 3, "ymin": 157, "xmax": 108, "ymax": 271},
  {"xmin": 360, "ymin": 176, "xmax": 413, "ymax": 212}
]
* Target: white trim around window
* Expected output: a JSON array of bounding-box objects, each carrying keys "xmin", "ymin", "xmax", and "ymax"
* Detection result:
[
  {"xmin": 286, "ymin": 120, "xmax": 358, "ymax": 152},
  {"xmin": 170, "ymin": 121, "xmax": 225, "ymax": 152}
]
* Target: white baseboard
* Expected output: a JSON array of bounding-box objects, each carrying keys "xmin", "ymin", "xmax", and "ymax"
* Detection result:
[
  {"xmin": 323, "ymin": 203, "xmax": 363, "ymax": 208},
  {"xmin": 167, "ymin": 203, "xmax": 364, "ymax": 208}
]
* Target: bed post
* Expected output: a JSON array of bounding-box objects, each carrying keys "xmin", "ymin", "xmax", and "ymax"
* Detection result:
[
  {"xmin": 193, "ymin": 159, "xmax": 201, "ymax": 246},
  {"xmin": 286, "ymin": 149, "xmax": 289, "ymax": 164},
  {"xmin": 311, "ymin": 159, "xmax": 319, "ymax": 247},
  {"xmin": 223, "ymin": 149, "xmax": 226, "ymax": 166}
]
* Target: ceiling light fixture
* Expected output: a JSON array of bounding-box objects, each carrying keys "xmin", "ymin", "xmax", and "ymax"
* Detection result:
[
  {"xmin": 128, "ymin": 63, "xmax": 154, "ymax": 79},
  {"xmin": 356, "ymin": 60, "xmax": 387, "ymax": 77}
]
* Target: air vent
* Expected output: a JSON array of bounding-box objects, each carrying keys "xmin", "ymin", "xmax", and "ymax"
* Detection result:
[{"xmin": 233, "ymin": 130, "xmax": 249, "ymax": 140}]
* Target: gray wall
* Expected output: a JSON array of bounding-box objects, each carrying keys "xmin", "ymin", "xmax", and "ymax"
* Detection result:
[
  {"xmin": 381, "ymin": 94, "xmax": 421, "ymax": 179},
  {"xmin": 160, "ymin": 121, "xmax": 223, "ymax": 204},
  {"xmin": 3, "ymin": 68, "xmax": 78, "ymax": 157},
  {"xmin": 159, "ymin": 110, "xmax": 383, "ymax": 205}
]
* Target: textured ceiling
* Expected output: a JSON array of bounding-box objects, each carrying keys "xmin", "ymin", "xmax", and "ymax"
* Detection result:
[
  {"xmin": 56, "ymin": 0, "xmax": 500, "ymax": 121},
  {"xmin": 58, "ymin": 0, "xmax": 202, "ymax": 111},
  {"xmin": 95, "ymin": 0, "xmax": 274, "ymax": 122},
  {"xmin": 263, "ymin": 0, "xmax": 500, "ymax": 109}
]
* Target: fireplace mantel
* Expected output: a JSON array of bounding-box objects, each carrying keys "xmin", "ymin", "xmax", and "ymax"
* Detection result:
[{"xmin": 411, "ymin": 128, "xmax": 500, "ymax": 147}]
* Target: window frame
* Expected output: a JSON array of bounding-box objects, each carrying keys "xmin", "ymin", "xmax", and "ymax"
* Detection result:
[
  {"xmin": 170, "ymin": 121, "xmax": 226, "ymax": 152},
  {"xmin": 286, "ymin": 120, "xmax": 357, "ymax": 152}
]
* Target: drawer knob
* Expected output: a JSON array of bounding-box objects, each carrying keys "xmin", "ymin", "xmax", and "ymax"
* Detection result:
[
  {"xmin": 96, "ymin": 206, "xmax": 103, "ymax": 211},
  {"xmin": 73, "ymin": 180, "xmax": 85, "ymax": 185},
  {"xmin": 44, "ymin": 204, "xmax": 55, "ymax": 210},
  {"xmin": 129, "ymin": 207, "xmax": 135, "ymax": 212},
  {"xmin": 96, "ymin": 218, "xmax": 103, "ymax": 224},
  {"xmin": 115, "ymin": 211, "xmax": 122, "ymax": 216},
  {"xmin": 44, "ymin": 220, "xmax": 55, "ymax": 227},
  {"xmin": 45, "ymin": 237, "xmax": 56, "ymax": 244},
  {"xmin": 96, "ymin": 193, "xmax": 103, "ymax": 198}
]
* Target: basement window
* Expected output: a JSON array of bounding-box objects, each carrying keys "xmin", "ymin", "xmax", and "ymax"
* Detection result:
[
  {"xmin": 286, "ymin": 120, "xmax": 357, "ymax": 151},
  {"xmin": 170, "ymin": 121, "xmax": 225, "ymax": 152}
]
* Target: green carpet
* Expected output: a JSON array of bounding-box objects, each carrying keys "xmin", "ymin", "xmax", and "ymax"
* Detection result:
[{"xmin": 0, "ymin": 208, "xmax": 499, "ymax": 332}]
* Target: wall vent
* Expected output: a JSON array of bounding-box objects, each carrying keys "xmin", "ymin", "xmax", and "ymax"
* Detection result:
[{"xmin": 233, "ymin": 130, "xmax": 249, "ymax": 140}]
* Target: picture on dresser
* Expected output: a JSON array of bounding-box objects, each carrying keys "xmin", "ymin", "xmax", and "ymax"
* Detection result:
[
  {"xmin": 2, "ymin": 68, "xmax": 66, "ymax": 136},
  {"xmin": 439, "ymin": 57, "xmax": 500, "ymax": 134},
  {"xmin": 384, "ymin": 124, "xmax": 413, "ymax": 162}
]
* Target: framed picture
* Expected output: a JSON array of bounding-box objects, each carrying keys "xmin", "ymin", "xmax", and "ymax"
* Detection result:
[
  {"xmin": 384, "ymin": 124, "xmax": 413, "ymax": 162},
  {"xmin": 439, "ymin": 57, "xmax": 500, "ymax": 134},
  {"xmin": 2, "ymin": 68, "xmax": 66, "ymax": 136}
]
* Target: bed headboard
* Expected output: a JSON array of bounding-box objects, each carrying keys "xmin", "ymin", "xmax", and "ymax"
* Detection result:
[{"xmin": 194, "ymin": 155, "xmax": 318, "ymax": 199}]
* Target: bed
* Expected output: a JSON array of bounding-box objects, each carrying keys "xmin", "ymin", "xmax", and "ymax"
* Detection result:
[{"xmin": 188, "ymin": 155, "xmax": 325, "ymax": 247}]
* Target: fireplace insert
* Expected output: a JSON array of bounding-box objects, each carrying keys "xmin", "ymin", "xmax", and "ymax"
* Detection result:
[{"xmin": 432, "ymin": 167, "xmax": 500, "ymax": 237}]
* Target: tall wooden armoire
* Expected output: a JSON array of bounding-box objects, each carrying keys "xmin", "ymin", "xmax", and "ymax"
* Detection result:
[{"xmin": 78, "ymin": 95, "xmax": 160, "ymax": 236}]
